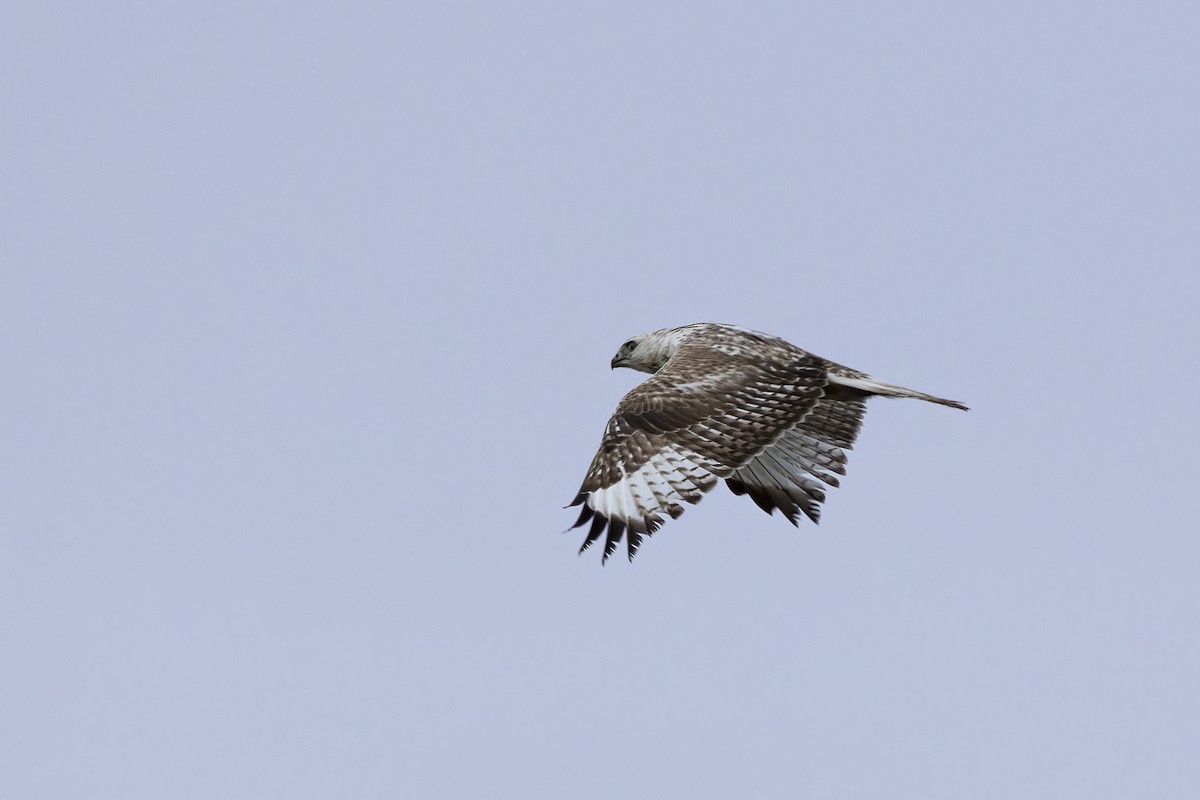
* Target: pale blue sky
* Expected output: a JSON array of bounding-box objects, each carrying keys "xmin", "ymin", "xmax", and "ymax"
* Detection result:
[{"xmin": 2, "ymin": 2, "xmax": 1198, "ymax": 798}]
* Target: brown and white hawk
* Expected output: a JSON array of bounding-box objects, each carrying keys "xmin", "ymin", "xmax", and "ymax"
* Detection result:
[{"xmin": 567, "ymin": 323, "xmax": 968, "ymax": 562}]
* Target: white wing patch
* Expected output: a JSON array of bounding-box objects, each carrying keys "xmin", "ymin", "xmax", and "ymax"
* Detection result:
[{"xmin": 569, "ymin": 446, "xmax": 720, "ymax": 562}]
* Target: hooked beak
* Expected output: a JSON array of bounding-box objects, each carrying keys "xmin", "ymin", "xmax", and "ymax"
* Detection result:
[{"xmin": 610, "ymin": 356, "xmax": 620, "ymax": 370}]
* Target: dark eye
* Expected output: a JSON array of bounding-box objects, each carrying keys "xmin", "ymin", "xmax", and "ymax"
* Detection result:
[{"xmin": 623, "ymin": 340, "xmax": 636, "ymax": 351}]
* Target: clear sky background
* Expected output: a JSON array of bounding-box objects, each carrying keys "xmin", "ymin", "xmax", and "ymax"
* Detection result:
[{"xmin": 2, "ymin": 2, "xmax": 1197, "ymax": 798}]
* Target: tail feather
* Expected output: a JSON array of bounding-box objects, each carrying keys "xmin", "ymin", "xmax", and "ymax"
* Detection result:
[{"xmin": 828, "ymin": 374, "xmax": 969, "ymax": 411}]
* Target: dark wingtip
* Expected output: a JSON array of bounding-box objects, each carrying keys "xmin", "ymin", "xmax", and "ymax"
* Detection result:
[
  {"xmin": 601, "ymin": 518, "xmax": 626, "ymax": 565},
  {"xmin": 575, "ymin": 510, "xmax": 665, "ymax": 564},
  {"xmin": 578, "ymin": 513, "xmax": 607, "ymax": 556},
  {"xmin": 626, "ymin": 529, "xmax": 643, "ymax": 562},
  {"xmin": 746, "ymin": 486, "xmax": 777, "ymax": 516},
  {"xmin": 728, "ymin": 475, "xmax": 826, "ymax": 527},
  {"xmin": 624, "ymin": 516, "xmax": 654, "ymax": 562},
  {"xmin": 569, "ymin": 503, "xmax": 595, "ymax": 530},
  {"xmin": 565, "ymin": 492, "xmax": 588, "ymax": 509}
]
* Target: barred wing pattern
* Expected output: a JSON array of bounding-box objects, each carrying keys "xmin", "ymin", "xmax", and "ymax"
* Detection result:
[
  {"xmin": 727, "ymin": 388, "xmax": 867, "ymax": 525},
  {"xmin": 568, "ymin": 331, "xmax": 838, "ymax": 562}
]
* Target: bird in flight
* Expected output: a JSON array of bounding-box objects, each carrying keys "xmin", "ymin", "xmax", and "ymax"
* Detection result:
[{"xmin": 567, "ymin": 323, "xmax": 967, "ymax": 562}]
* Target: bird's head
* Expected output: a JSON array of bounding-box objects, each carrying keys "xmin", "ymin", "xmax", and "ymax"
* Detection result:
[{"xmin": 610, "ymin": 329, "xmax": 682, "ymax": 374}]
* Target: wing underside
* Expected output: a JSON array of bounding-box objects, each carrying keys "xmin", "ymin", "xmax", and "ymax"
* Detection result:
[{"xmin": 725, "ymin": 389, "xmax": 866, "ymax": 525}]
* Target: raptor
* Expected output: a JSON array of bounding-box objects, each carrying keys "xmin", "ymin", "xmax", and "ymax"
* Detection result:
[{"xmin": 568, "ymin": 323, "xmax": 968, "ymax": 562}]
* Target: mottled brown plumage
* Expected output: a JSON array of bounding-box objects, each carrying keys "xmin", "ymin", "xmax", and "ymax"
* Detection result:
[{"xmin": 568, "ymin": 323, "xmax": 967, "ymax": 562}]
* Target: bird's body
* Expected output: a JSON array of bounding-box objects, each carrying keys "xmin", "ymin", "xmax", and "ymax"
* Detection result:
[{"xmin": 568, "ymin": 323, "xmax": 967, "ymax": 562}]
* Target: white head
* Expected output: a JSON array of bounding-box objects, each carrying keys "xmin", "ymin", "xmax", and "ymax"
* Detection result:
[{"xmin": 610, "ymin": 328, "xmax": 687, "ymax": 374}]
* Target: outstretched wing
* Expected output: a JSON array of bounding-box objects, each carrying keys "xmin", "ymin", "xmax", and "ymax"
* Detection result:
[
  {"xmin": 726, "ymin": 386, "xmax": 867, "ymax": 525},
  {"xmin": 568, "ymin": 336, "xmax": 827, "ymax": 562}
]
